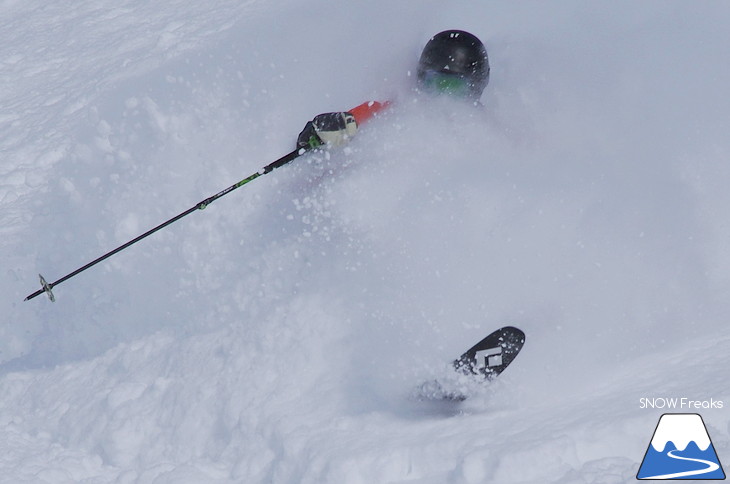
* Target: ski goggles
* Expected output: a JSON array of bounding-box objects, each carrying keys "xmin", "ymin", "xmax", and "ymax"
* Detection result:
[{"xmin": 420, "ymin": 70, "xmax": 474, "ymax": 97}]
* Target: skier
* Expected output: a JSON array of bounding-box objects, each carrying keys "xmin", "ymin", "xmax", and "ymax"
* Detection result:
[
  {"xmin": 296, "ymin": 29, "xmax": 490, "ymax": 151},
  {"xmin": 23, "ymin": 31, "xmax": 492, "ymax": 303}
]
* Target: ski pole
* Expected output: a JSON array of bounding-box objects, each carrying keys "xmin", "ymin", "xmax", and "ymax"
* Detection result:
[{"xmin": 25, "ymin": 148, "xmax": 303, "ymax": 302}]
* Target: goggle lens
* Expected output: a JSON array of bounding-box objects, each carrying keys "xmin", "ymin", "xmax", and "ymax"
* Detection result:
[{"xmin": 421, "ymin": 71, "xmax": 472, "ymax": 97}]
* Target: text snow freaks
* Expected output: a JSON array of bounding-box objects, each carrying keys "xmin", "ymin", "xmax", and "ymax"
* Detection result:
[{"xmin": 640, "ymin": 398, "xmax": 724, "ymax": 410}]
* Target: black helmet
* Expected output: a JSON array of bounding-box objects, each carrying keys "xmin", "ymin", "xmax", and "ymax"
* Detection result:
[{"xmin": 417, "ymin": 30, "xmax": 490, "ymax": 99}]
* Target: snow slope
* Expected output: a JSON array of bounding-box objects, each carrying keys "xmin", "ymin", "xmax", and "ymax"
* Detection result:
[{"xmin": 2, "ymin": 1, "xmax": 730, "ymax": 482}]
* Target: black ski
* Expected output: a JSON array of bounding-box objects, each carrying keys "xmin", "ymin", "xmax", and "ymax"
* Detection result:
[
  {"xmin": 415, "ymin": 326, "xmax": 526, "ymax": 401},
  {"xmin": 454, "ymin": 326, "xmax": 525, "ymax": 379}
]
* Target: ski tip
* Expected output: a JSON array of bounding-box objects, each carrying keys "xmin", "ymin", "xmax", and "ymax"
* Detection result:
[{"xmin": 499, "ymin": 326, "xmax": 526, "ymax": 342}]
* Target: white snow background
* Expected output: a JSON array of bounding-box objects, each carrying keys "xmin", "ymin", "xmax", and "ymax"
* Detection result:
[{"xmin": 2, "ymin": 1, "xmax": 730, "ymax": 482}]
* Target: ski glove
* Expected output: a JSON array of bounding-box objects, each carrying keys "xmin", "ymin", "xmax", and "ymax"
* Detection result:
[{"xmin": 297, "ymin": 112, "xmax": 358, "ymax": 150}]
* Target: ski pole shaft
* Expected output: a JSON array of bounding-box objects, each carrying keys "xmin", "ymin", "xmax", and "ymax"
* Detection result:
[{"xmin": 25, "ymin": 148, "xmax": 303, "ymax": 302}]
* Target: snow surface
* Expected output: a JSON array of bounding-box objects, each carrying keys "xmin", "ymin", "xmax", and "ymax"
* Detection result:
[{"xmin": 2, "ymin": 0, "xmax": 730, "ymax": 482}]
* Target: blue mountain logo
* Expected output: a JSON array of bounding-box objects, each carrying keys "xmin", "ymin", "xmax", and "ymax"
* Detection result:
[{"xmin": 637, "ymin": 413, "xmax": 725, "ymax": 480}]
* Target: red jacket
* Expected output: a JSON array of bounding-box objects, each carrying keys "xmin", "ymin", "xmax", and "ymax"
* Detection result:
[{"xmin": 348, "ymin": 101, "xmax": 391, "ymax": 126}]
